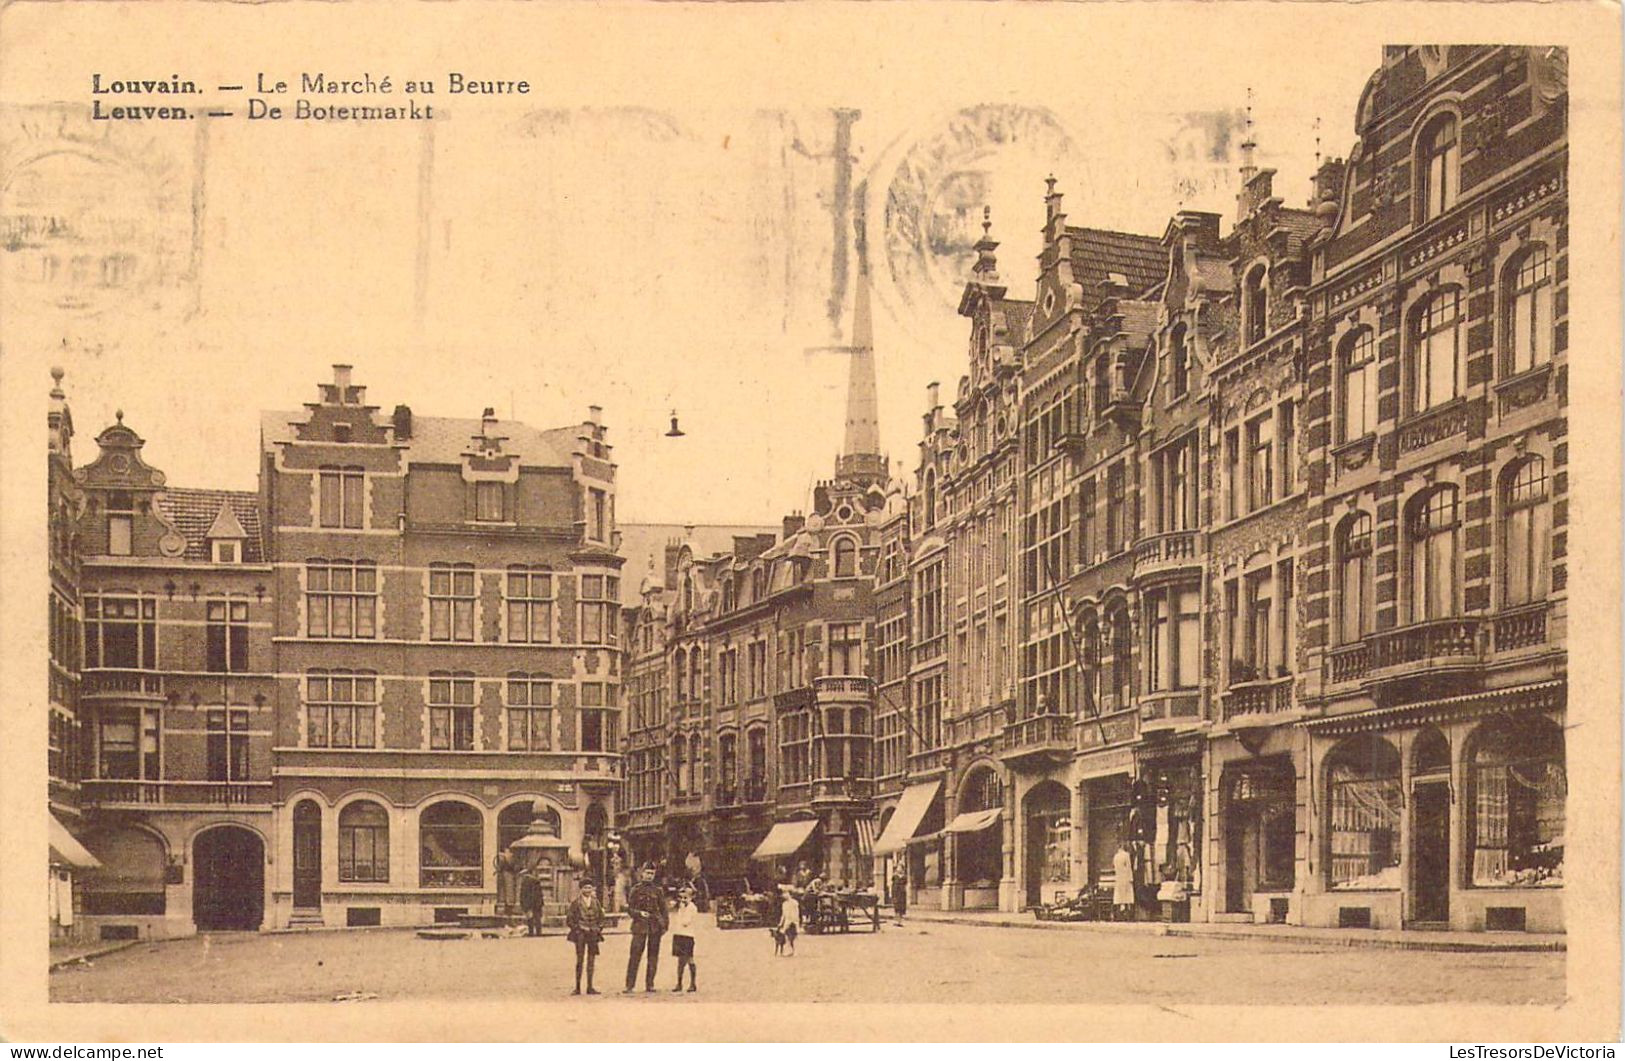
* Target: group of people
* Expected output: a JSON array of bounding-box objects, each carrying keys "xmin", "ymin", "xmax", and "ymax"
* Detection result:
[{"xmin": 563, "ymin": 865, "xmax": 703, "ymax": 995}]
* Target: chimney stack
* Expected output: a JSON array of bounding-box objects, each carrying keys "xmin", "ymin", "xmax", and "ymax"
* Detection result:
[
  {"xmin": 783, "ymin": 512, "xmax": 806, "ymax": 539},
  {"xmin": 589, "ymin": 404, "xmax": 603, "ymax": 426},
  {"xmin": 332, "ymin": 364, "xmax": 353, "ymax": 396}
]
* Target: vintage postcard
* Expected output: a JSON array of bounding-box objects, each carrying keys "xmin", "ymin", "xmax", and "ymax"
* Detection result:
[{"xmin": 0, "ymin": 0, "xmax": 1618, "ymax": 1044}]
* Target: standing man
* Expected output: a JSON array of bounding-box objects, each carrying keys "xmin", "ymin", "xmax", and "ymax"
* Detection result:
[
  {"xmin": 519, "ymin": 869, "xmax": 543, "ymax": 937},
  {"xmin": 624, "ymin": 864, "xmax": 669, "ymax": 993},
  {"xmin": 891, "ymin": 861, "xmax": 908, "ymax": 921}
]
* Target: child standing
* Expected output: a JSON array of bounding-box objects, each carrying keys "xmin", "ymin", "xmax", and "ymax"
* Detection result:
[
  {"xmin": 669, "ymin": 885, "xmax": 699, "ymax": 992},
  {"xmin": 565, "ymin": 880, "xmax": 606, "ymax": 995}
]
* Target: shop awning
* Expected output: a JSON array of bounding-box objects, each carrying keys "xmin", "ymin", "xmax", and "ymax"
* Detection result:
[
  {"xmin": 750, "ymin": 819, "xmax": 819, "ymax": 861},
  {"xmin": 873, "ymin": 780, "xmax": 941, "ymax": 855},
  {"xmin": 945, "ymin": 807, "xmax": 1003, "ymax": 834},
  {"xmin": 853, "ymin": 816, "xmax": 875, "ymax": 857},
  {"xmin": 49, "ymin": 814, "xmax": 100, "ymax": 869}
]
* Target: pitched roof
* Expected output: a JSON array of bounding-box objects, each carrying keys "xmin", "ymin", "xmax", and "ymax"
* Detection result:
[
  {"xmin": 156, "ymin": 488, "xmax": 265, "ymax": 563},
  {"xmin": 618, "ymin": 522, "xmax": 779, "ymax": 607},
  {"xmin": 260, "ymin": 410, "xmax": 582, "ymax": 468},
  {"xmin": 1068, "ymin": 228, "xmax": 1167, "ymax": 299}
]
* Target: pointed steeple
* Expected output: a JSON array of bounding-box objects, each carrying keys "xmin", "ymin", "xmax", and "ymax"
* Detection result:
[{"xmin": 836, "ymin": 184, "xmax": 886, "ymax": 487}]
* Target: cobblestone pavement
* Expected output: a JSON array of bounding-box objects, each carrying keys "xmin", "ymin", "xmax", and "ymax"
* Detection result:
[{"xmin": 49, "ymin": 919, "xmax": 1564, "ymax": 1005}]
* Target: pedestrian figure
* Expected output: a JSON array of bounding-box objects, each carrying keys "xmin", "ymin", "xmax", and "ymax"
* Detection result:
[
  {"xmin": 624, "ymin": 865, "xmax": 669, "ymax": 992},
  {"xmin": 519, "ymin": 870, "xmax": 544, "ymax": 937},
  {"xmin": 669, "ymin": 885, "xmax": 699, "ymax": 992},
  {"xmin": 1112, "ymin": 843, "xmax": 1136, "ymax": 922},
  {"xmin": 777, "ymin": 886, "xmax": 801, "ymax": 956},
  {"xmin": 566, "ymin": 880, "xmax": 606, "ymax": 995},
  {"xmin": 891, "ymin": 863, "xmax": 908, "ymax": 920}
]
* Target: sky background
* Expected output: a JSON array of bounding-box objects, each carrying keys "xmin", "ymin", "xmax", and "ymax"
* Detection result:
[{"xmin": 3, "ymin": 5, "xmax": 1383, "ymax": 524}]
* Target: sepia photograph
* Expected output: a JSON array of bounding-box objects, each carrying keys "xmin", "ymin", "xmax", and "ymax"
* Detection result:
[{"xmin": 1, "ymin": 1, "xmax": 1619, "ymax": 1045}]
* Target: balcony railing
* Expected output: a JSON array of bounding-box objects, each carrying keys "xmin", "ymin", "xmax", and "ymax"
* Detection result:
[
  {"xmin": 1368, "ymin": 617, "xmax": 1482, "ymax": 671},
  {"xmin": 945, "ymin": 703, "xmax": 1003, "ymax": 747},
  {"xmin": 1221, "ymin": 676, "xmax": 1294, "ymax": 721},
  {"xmin": 1139, "ymin": 691, "xmax": 1202, "ymax": 726},
  {"xmin": 812, "ymin": 777, "xmax": 874, "ymax": 802},
  {"xmin": 81, "ymin": 670, "xmax": 164, "ymax": 699},
  {"xmin": 1001, "ymin": 712, "xmax": 1074, "ymax": 756},
  {"xmin": 742, "ymin": 777, "xmax": 768, "ymax": 804},
  {"xmin": 82, "ymin": 779, "xmax": 271, "ymax": 806},
  {"xmin": 1328, "ymin": 642, "xmax": 1370, "ymax": 683},
  {"xmin": 813, "ymin": 675, "xmax": 873, "ymax": 699},
  {"xmin": 714, "ymin": 784, "xmax": 737, "ymax": 808},
  {"xmin": 1132, "ymin": 530, "xmax": 1202, "ymax": 580},
  {"xmin": 1493, "ymin": 602, "xmax": 1550, "ymax": 652}
]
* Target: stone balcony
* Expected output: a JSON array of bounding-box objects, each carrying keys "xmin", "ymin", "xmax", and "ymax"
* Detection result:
[
  {"xmin": 1138, "ymin": 690, "xmax": 1203, "ymax": 732},
  {"xmin": 1132, "ymin": 530, "xmax": 1204, "ymax": 582},
  {"xmin": 81, "ymin": 669, "xmax": 165, "ymax": 701},
  {"xmin": 1327, "ymin": 616, "xmax": 1485, "ymax": 689},
  {"xmin": 811, "ymin": 776, "xmax": 875, "ymax": 804},
  {"xmin": 812, "ymin": 675, "xmax": 874, "ymax": 703},
  {"xmin": 1220, "ymin": 675, "xmax": 1294, "ymax": 723},
  {"xmin": 82, "ymin": 778, "xmax": 272, "ymax": 808},
  {"xmin": 1000, "ymin": 711, "xmax": 1074, "ymax": 767}
]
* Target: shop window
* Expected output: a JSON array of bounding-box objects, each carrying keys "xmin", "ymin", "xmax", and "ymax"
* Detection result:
[
  {"xmin": 419, "ymin": 801, "xmax": 482, "ymax": 888},
  {"xmin": 1470, "ymin": 715, "xmax": 1564, "ymax": 888},
  {"xmin": 1501, "ymin": 457, "xmax": 1551, "ymax": 607},
  {"xmin": 338, "ymin": 801, "xmax": 389, "ymax": 883},
  {"xmin": 1326, "ymin": 735, "xmax": 1401, "ymax": 890}
]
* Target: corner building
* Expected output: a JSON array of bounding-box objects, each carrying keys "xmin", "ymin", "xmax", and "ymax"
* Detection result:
[{"xmin": 262, "ymin": 366, "xmax": 623, "ymax": 929}]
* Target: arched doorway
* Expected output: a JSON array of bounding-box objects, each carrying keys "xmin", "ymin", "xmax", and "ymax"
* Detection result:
[
  {"xmin": 1410, "ymin": 727, "xmax": 1452, "ymax": 924},
  {"xmin": 1023, "ymin": 781, "xmax": 1071, "ymax": 908},
  {"xmin": 953, "ymin": 765, "xmax": 1004, "ymax": 910},
  {"xmin": 291, "ymin": 800, "xmax": 322, "ymax": 912},
  {"xmin": 193, "ymin": 826, "xmax": 264, "ymax": 931},
  {"xmin": 1222, "ymin": 757, "xmax": 1296, "ymax": 914}
]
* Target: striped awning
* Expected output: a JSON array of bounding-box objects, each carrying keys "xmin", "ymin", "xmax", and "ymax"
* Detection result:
[
  {"xmin": 750, "ymin": 819, "xmax": 819, "ymax": 861},
  {"xmin": 873, "ymin": 780, "xmax": 941, "ymax": 855},
  {"xmin": 853, "ymin": 817, "xmax": 876, "ymax": 857}
]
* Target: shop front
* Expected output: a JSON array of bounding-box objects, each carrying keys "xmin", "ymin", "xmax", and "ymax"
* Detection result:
[
  {"xmin": 1218, "ymin": 753, "xmax": 1298, "ymax": 923},
  {"xmin": 1133, "ymin": 739, "xmax": 1203, "ymax": 922},
  {"xmin": 946, "ymin": 764, "xmax": 1005, "ymax": 910},
  {"xmin": 872, "ymin": 779, "xmax": 944, "ymax": 910},
  {"xmin": 1022, "ymin": 779, "xmax": 1072, "ymax": 909}
]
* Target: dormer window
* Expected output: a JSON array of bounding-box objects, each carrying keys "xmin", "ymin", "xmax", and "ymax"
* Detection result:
[
  {"xmin": 213, "ymin": 540, "xmax": 239, "ymax": 564},
  {"xmin": 106, "ymin": 491, "xmax": 133, "ymax": 556},
  {"xmin": 475, "ymin": 481, "xmax": 504, "ymax": 522},
  {"xmin": 1418, "ymin": 113, "xmax": 1459, "ymax": 222},
  {"xmin": 1245, "ymin": 266, "xmax": 1268, "ymax": 346}
]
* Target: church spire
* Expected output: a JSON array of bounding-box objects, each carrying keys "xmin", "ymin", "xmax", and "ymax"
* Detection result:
[{"xmin": 836, "ymin": 184, "xmax": 886, "ymax": 486}]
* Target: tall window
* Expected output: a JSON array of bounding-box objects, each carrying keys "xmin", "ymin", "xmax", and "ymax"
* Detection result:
[
  {"xmin": 1093, "ymin": 355, "xmax": 1111, "ymax": 413},
  {"xmin": 1504, "ymin": 245, "xmax": 1554, "ymax": 375},
  {"xmin": 1109, "ymin": 604, "xmax": 1133, "ymax": 707},
  {"xmin": 1409, "ymin": 289, "xmax": 1462, "ymax": 414},
  {"xmin": 578, "ymin": 681, "xmax": 614, "ymax": 752},
  {"xmin": 589, "ymin": 488, "xmax": 609, "ymax": 542},
  {"xmin": 1169, "ymin": 328, "xmax": 1189, "ymax": 398},
  {"xmin": 1278, "ymin": 402, "xmax": 1296, "ymax": 497},
  {"xmin": 505, "ymin": 674, "xmax": 553, "ymax": 751},
  {"xmin": 429, "ymin": 672, "xmax": 476, "ymax": 751},
  {"xmin": 1409, "ymin": 486, "xmax": 1460, "ymax": 621},
  {"xmin": 1502, "ymin": 457, "xmax": 1552, "ymax": 606},
  {"xmin": 419, "ymin": 801, "xmax": 482, "ymax": 888},
  {"xmin": 306, "ymin": 560, "xmax": 378, "ymax": 639},
  {"xmin": 718, "ymin": 733, "xmax": 739, "ymax": 798},
  {"xmin": 672, "ymin": 735, "xmax": 687, "ymax": 794},
  {"xmin": 429, "ymin": 563, "xmax": 476, "ymax": 642},
  {"xmin": 306, "ymin": 669, "xmax": 377, "ymax": 749},
  {"xmin": 674, "ymin": 646, "xmax": 688, "ymax": 700},
  {"xmin": 578, "ymin": 574, "xmax": 619, "ymax": 646},
  {"xmin": 475, "ymin": 481, "xmax": 505, "ymax": 522},
  {"xmin": 206, "ymin": 709, "xmax": 250, "ymax": 780},
  {"xmin": 1338, "ymin": 514, "xmax": 1375, "ymax": 644},
  {"xmin": 84, "ymin": 596, "xmax": 157, "ymax": 669},
  {"xmin": 1245, "ymin": 266, "xmax": 1268, "ymax": 345},
  {"xmin": 1105, "ymin": 463, "xmax": 1126, "ymax": 553},
  {"xmin": 1079, "ymin": 613, "xmax": 1100, "ymax": 714},
  {"xmin": 1470, "ymin": 715, "xmax": 1564, "ymax": 888},
  {"xmin": 99, "ymin": 708, "xmax": 160, "ymax": 779},
  {"xmin": 338, "ymin": 801, "xmax": 389, "ymax": 883},
  {"xmin": 1078, "ymin": 479, "xmax": 1096, "ymax": 564},
  {"xmin": 1327, "ymin": 736, "xmax": 1402, "ymax": 889},
  {"xmin": 319, "ymin": 466, "xmax": 365, "ymax": 529},
  {"xmin": 746, "ymin": 727, "xmax": 768, "ymax": 799},
  {"xmin": 505, "ymin": 567, "xmax": 553, "ymax": 643},
  {"xmin": 1157, "ymin": 437, "xmax": 1196, "ymax": 532},
  {"xmin": 1418, "ymin": 114, "xmax": 1459, "ymax": 221},
  {"xmin": 1146, "ymin": 587, "xmax": 1200, "ymax": 692},
  {"xmin": 1246, "ymin": 414, "xmax": 1274, "ymax": 511},
  {"xmin": 913, "ymin": 674, "xmax": 943, "ymax": 751},
  {"xmin": 833, "ymin": 537, "xmax": 858, "ymax": 578},
  {"xmin": 1339, "ymin": 328, "xmax": 1378, "ymax": 441},
  {"xmin": 106, "ymin": 491, "xmax": 133, "ymax": 556}
]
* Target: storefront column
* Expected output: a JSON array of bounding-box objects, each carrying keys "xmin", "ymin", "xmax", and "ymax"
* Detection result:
[
  {"xmin": 942, "ymin": 787, "xmax": 961, "ymax": 910},
  {"xmin": 1070, "ymin": 781, "xmax": 1088, "ymax": 887},
  {"xmin": 1000, "ymin": 779, "xmax": 1018, "ymax": 912},
  {"xmin": 1447, "ymin": 720, "xmax": 1469, "ymax": 930},
  {"xmin": 1397, "ymin": 727, "xmax": 1414, "ymax": 928}
]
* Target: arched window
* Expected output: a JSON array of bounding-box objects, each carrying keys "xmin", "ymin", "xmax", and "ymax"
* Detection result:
[
  {"xmin": 833, "ymin": 536, "xmax": 858, "ymax": 578},
  {"xmin": 1409, "ymin": 289, "xmax": 1463, "ymax": 414},
  {"xmin": 1470, "ymin": 715, "xmax": 1564, "ymax": 887},
  {"xmin": 689, "ymin": 650, "xmax": 701, "ymax": 702},
  {"xmin": 1245, "ymin": 266, "xmax": 1268, "ymax": 345},
  {"xmin": 718, "ymin": 732, "xmax": 738, "ymax": 799},
  {"xmin": 682, "ymin": 574, "xmax": 694, "ymax": 614},
  {"xmin": 419, "ymin": 801, "xmax": 482, "ymax": 888},
  {"xmin": 674, "ymin": 647, "xmax": 688, "ymax": 701},
  {"xmin": 923, "ymin": 471, "xmax": 937, "ymax": 528},
  {"xmin": 1502, "ymin": 457, "xmax": 1551, "ymax": 606},
  {"xmin": 1080, "ymin": 611, "xmax": 1101, "ymax": 714},
  {"xmin": 1168, "ymin": 329, "xmax": 1188, "ymax": 399},
  {"xmin": 1409, "ymin": 486, "xmax": 1460, "ymax": 621},
  {"xmin": 1326, "ymin": 735, "xmax": 1402, "ymax": 890},
  {"xmin": 746, "ymin": 726, "xmax": 768, "ymax": 801},
  {"xmin": 1108, "ymin": 604, "xmax": 1133, "ymax": 707},
  {"xmin": 1504, "ymin": 244, "xmax": 1554, "ymax": 375},
  {"xmin": 338, "ymin": 800, "xmax": 389, "ymax": 883},
  {"xmin": 689, "ymin": 733, "xmax": 704, "ymax": 793},
  {"xmin": 1337, "ymin": 514, "xmax": 1375, "ymax": 644},
  {"xmin": 1418, "ymin": 113, "xmax": 1459, "ymax": 221},
  {"xmin": 1339, "ymin": 327, "xmax": 1379, "ymax": 442}
]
